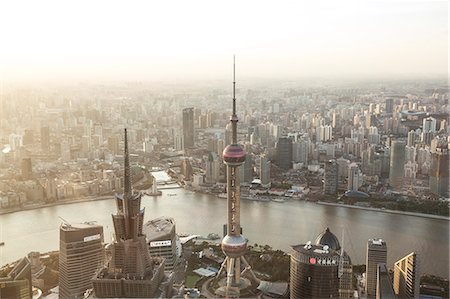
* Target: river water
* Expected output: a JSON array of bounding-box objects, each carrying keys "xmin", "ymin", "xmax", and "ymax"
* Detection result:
[{"xmin": 0, "ymin": 172, "xmax": 448, "ymax": 277}]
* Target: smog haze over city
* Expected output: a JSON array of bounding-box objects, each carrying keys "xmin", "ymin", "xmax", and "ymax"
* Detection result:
[{"xmin": 0, "ymin": 1, "xmax": 448, "ymax": 299}]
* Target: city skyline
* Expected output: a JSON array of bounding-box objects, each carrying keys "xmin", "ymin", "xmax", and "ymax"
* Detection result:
[{"xmin": 0, "ymin": 0, "xmax": 448, "ymax": 82}]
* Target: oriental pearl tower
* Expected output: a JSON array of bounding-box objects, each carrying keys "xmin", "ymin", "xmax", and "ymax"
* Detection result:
[{"xmin": 214, "ymin": 57, "xmax": 259, "ymax": 298}]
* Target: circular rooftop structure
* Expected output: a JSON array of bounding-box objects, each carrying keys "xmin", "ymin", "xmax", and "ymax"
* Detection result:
[
  {"xmin": 223, "ymin": 144, "xmax": 246, "ymax": 164},
  {"xmin": 315, "ymin": 227, "xmax": 341, "ymax": 251}
]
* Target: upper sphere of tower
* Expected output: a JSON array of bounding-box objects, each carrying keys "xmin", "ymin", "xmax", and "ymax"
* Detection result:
[{"xmin": 223, "ymin": 144, "xmax": 246, "ymax": 164}]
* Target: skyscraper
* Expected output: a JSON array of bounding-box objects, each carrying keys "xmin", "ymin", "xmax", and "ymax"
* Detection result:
[
  {"xmin": 214, "ymin": 57, "xmax": 258, "ymax": 297},
  {"xmin": 144, "ymin": 217, "xmax": 177, "ymax": 272},
  {"xmin": 92, "ymin": 129, "xmax": 167, "ymax": 298},
  {"xmin": 430, "ymin": 141, "xmax": 449, "ymax": 197},
  {"xmin": 276, "ymin": 137, "xmax": 293, "ymax": 170},
  {"xmin": 366, "ymin": 239, "xmax": 387, "ymax": 298},
  {"xmin": 290, "ymin": 228, "xmax": 352, "ymax": 299},
  {"xmin": 182, "ymin": 107, "xmax": 195, "ymax": 148},
  {"xmin": 0, "ymin": 257, "xmax": 32, "ymax": 299},
  {"xmin": 389, "ymin": 141, "xmax": 406, "ymax": 190},
  {"xmin": 393, "ymin": 252, "xmax": 419, "ymax": 299},
  {"xmin": 376, "ymin": 263, "xmax": 397, "ymax": 299},
  {"xmin": 324, "ymin": 159, "xmax": 338, "ymax": 195},
  {"xmin": 348, "ymin": 163, "xmax": 361, "ymax": 191},
  {"xmin": 259, "ymin": 154, "xmax": 271, "ymax": 187},
  {"xmin": 59, "ymin": 222, "xmax": 104, "ymax": 299}
]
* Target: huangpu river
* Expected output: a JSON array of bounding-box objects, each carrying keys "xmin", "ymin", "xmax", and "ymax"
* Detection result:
[{"xmin": 0, "ymin": 172, "xmax": 448, "ymax": 277}]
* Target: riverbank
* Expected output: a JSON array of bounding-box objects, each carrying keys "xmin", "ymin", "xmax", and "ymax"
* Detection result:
[
  {"xmin": 317, "ymin": 201, "xmax": 450, "ymax": 221},
  {"xmin": 0, "ymin": 195, "xmax": 113, "ymax": 216}
]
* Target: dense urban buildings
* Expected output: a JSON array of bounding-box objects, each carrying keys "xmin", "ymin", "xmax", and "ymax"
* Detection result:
[
  {"xmin": 366, "ymin": 239, "xmax": 387, "ymax": 298},
  {"xmin": 393, "ymin": 252, "xmax": 419, "ymax": 299},
  {"xmin": 59, "ymin": 222, "xmax": 104, "ymax": 299}
]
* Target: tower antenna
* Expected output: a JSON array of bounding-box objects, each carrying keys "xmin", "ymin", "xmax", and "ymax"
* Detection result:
[{"xmin": 124, "ymin": 128, "xmax": 132, "ymax": 198}]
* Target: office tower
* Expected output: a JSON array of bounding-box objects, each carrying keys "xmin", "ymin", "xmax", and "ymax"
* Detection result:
[
  {"xmin": 180, "ymin": 158, "xmax": 193, "ymax": 181},
  {"xmin": 389, "ymin": 141, "xmax": 406, "ymax": 190},
  {"xmin": 59, "ymin": 222, "xmax": 104, "ymax": 299},
  {"xmin": 376, "ymin": 263, "xmax": 397, "ymax": 299},
  {"xmin": 144, "ymin": 217, "xmax": 177, "ymax": 271},
  {"xmin": 385, "ymin": 98, "xmax": 394, "ymax": 115},
  {"xmin": 260, "ymin": 154, "xmax": 271, "ymax": 187},
  {"xmin": 393, "ymin": 252, "xmax": 419, "ymax": 298},
  {"xmin": 348, "ymin": 163, "xmax": 361, "ymax": 191},
  {"xmin": 40, "ymin": 126, "xmax": 50, "ymax": 152},
  {"xmin": 430, "ymin": 141, "xmax": 449, "ymax": 197},
  {"xmin": 276, "ymin": 137, "xmax": 293, "ymax": 170},
  {"xmin": 366, "ymin": 239, "xmax": 387, "ymax": 298},
  {"xmin": 324, "ymin": 159, "xmax": 339, "ymax": 195},
  {"xmin": 337, "ymin": 157, "xmax": 350, "ymax": 179},
  {"xmin": 290, "ymin": 228, "xmax": 345, "ymax": 299},
  {"xmin": 214, "ymin": 58, "xmax": 258, "ymax": 297},
  {"xmin": 21, "ymin": 158, "xmax": 32, "ymax": 179},
  {"xmin": 206, "ymin": 152, "xmax": 220, "ymax": 183},
  {"xmin": 0, "ymin": 257, "xmax": 32, "ymax": 299},
  {"xmin": 92, "ymin": 129, "xmax": 167, "ymax": 298},
  {"xmin": 183, "ymin": 107, "xmax": 195, "ymax": 148},
  {"xmin": 423, "ymin": 117, "xmax": 437, "ymax": 133}
]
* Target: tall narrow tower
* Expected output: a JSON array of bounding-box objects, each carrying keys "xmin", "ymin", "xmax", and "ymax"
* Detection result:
[{"xmin": 214, "ymin": 57, "xmax": 258, "ymax": 298}]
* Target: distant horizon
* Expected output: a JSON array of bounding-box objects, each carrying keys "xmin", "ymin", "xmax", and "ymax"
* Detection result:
[{"xmin": 0, "ymin": 0, "xmax": 447, "ymax": 83}]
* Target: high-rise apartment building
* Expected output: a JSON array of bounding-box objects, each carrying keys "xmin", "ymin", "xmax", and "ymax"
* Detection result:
[
  {"xmin": 393, "ymin": 252, "xmax": 419, "ymax": 299},
  {"xmin": 59, "ymin": 222, "xmax": 104, "ymax": 299},
  {"xmin": 389, "ymin": 141, "xmax": 406, "ymax": 190},
  {"xmin": 366, "ymin": 239, "xmax": 387, "ymax": 298},
  {"xmin": 324, "ymin": 159, "xmax": 338, "ymax": 195},
  {"xmin": 182, "ymin": 107, "xmax": 195, "ymax": 148}
]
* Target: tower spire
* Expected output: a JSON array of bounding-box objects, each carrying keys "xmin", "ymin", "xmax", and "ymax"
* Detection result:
[
  {"xmin": 124, "ymin": 128, "xmax": 132, "ymax": 198},
  {"xmin": 231, "ymin": 55, "xmax": 238, "ymax": 144}
]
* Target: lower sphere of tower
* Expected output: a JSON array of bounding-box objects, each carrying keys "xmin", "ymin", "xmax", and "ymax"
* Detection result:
[{"xmin": 221, "ymin": 234, "xmax": 247, "ymax": 258}]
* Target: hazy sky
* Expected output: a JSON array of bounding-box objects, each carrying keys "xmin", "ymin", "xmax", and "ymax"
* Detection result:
[{"xmin": 0, "ymin": 0, "xmax": 447, "ymax": 82}]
